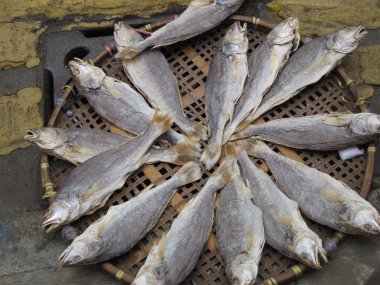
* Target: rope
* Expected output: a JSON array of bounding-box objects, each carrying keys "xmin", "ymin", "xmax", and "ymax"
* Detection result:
[
  {"xmin": 266, "ymin": 277, "xmax": 278, "ymax": 285},
  {"xmin": 368, "ymin": 146, "xmax": 376, "ymax": 153},
  {"xmin": 144, "ymin": 23, "xmax": 152, "ymax": 31},
  {"xmin": 291, "ymin": 265, "xmax": 303, "ymax": 279},
  {"xmin": 43, "ymin": 182, "xmax": 56, "ymax": 199},
  {"xmin": 115, "ymin": 270, "xmax": 125, "ymax": 281},
  {"xmin": 252, "ymin": 16, "xmax": 261, "ymax": 26},
  {"xmin": 40, "ymin": 162, "xmax": 49, "ymax": 169},
  {"xmin": 355, "ymin": 89, "xmax": 374, "ymax": 106}
]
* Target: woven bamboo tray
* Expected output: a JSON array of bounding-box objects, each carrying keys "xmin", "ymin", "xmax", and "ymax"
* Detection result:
[{"xmin": 40, "ymin": 15, "xmax": 377, "ymax": 285}]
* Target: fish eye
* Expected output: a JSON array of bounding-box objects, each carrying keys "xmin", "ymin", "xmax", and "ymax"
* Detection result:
[{"xmin": 363, "ymin": 224, "xmax": 372, "ymax": 232}]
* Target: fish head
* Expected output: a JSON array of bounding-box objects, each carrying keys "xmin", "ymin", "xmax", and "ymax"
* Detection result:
[
  {"xmin": 24, "ymin": 128, "xmax": 67, "ymax": 150},
  {"xmin": 42, "ymin": 197, "xmax": 80, "ymax": 233},
  {"xmin": 268, "ymin": 17, "xmax": 300, "ymax": 48},
  {"xmin": 68, "ymin": 58, "xmax": 105, "ymax": 90},
  {"xmin": 351, "ymin": 113, "xmax": 380, "ymax": 135},
  {"xmin": 222, "ymin": 21, "xmax": 248, "ymax": 55},
  {"xmin": 59, "ymin": 236, "xmax": 103, "ymax": 266},
  {"xmin": 228, "ymin": 253, "xmax": 258, "ymax": 285},
  {"xmin": 293, "ymin": 231, "xmax": 321, "ymax": 269},
  {"xmin": 132, "ymin": 270, "xmax": 165, "ymax": 285},
  {"xmin": 327, "ymin": 25, "xmax": 367, "ymax": 54},
  {"xmin": 114, "ymin": 22, "xmax": 143, "ymax": 51},
  {"xmin": 341, "ymin": 202, "xmax": 380, "ymax": 235}
]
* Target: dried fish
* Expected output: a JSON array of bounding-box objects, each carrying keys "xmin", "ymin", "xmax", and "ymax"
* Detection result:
[
  {"xmin": 68, "ymin": 58, "xmax": 194, "ymax": 147},
  {"xmin": 237, "ymin": 25, "xmax": 367, "ymax": 131},
  {"xmin": 245, "ymin": 139, "xmax": 380, "ymax": 236},
  {"xmin": 25, "ymin": 127, "xmax": 200, "ymax": 165},
  {"xmin": 117, "ymin": 0, "xmax": 245, "ymax": 59},
  {"xmin": 42, "ymin": 112, "xmax": 172, "ymax": 233},
  {"xmin": 201, "ymin": 22, "xmax": 248, "ymax": 169},
  {"xmin": 114, "ymin": 22, "xmax": 207, "ymax": 141},
  {"xmin": 59, "ymin": 162, "xmax": 202, "ymax": 266},
  {"xmin": 222, "ymin": 17, "xmax": 299, "ymax": 144},
  {"xmin": 216, "ymin": 145, "xmax": 265, "ymax": 284},
  {"xmin": 231, "ymin": 112, "xmax": 380, "ymax": 151},
  {"xmin": 237, "ymin": 143, "xmax": 326, "ymax": 268},
  {"xmin": 132, "ymin": 147, "xmax": 237, "ymax": 285}
]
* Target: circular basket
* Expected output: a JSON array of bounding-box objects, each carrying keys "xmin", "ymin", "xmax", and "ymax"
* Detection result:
[{"xmin": 40, "ymin": 15, "xmax": 377, "ymax": 285}]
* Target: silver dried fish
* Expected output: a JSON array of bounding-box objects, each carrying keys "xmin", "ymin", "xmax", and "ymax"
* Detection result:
[
  {"xmin": 237, "ymin": 143, "xmax": 326, "ymax": 268},
  {"xmin": 68, "ymin": 58, "xmax": 194, "ymax": 147},
  {"xmin": 117, "ymin": 0, "xmax": 245, "ymax": 59},
  {"xmin": 201, "ymin": 21, "xmax": 248, "ymax": 169},
  {"xmin": 222, "ymin": 17, "xmax": 299, "ymax": 144},
  {"xmin": 216, "ymin": 145, "xmax": 265, "ymax": 284},
  {"xmin": 237, "ymin": 25, "xmax": 367, "ymax": 131},
  {"xmin": 114, "ymin": 22, "xmax": 207, "ymax": 141},
  {"xmin": 132, "ymin": 147, "xmax": 237, "ymax": 285},
  {"xmin": 231, "ymin": 112, "xmax": 380, "ymax": 151},
  {"xmin": 42, "ymin": 112, "xmax": 172, "ymax": 233},
  {"xmin": 245, "ymin": 139, "xmax": 380, "ymax": 236},
  {"xmin": 59, "ymin": 162, "xmax": 202, "ymax": 266},
  {"xmin": 25, "ymin": 127, "xmax": 200, "ymax": 165}
]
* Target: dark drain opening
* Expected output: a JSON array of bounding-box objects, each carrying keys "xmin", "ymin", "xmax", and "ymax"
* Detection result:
[
  {"xmin": 81, "ymin": 27, "xmax": 114, "ymax": 38},
  {"xmin": 64, "ymin": 47, "xmax": 90, "ymax": 66}
]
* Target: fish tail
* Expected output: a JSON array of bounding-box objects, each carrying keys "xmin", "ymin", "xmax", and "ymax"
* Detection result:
[
  {"xmin": 222, "ymin": 122, "xmax": 237, "ymax": 144},
  {"xmin": 243, "ymin": 138, "xmax": 271, "ymax": 159},
  {"xmin": 184, "ymin": 121, "xmax": 208, "ymax": 141},
  {"xmin": 151, "ymin": 111, "xmax": 173, "ymax": 134},
  {"xmin": 201, "ymin": 141, "xmax": 222, "ymax": 170},
  {"xmin": 174, "ymin": 162, "xmax": 202, "ymax": 185},
  {"xmin": 209, "ymin": 145, "xmax": 237, "ymax": 188},
  {"xmin": 171, "ymin": 143, "xmax": 201, "ymax": 165}
]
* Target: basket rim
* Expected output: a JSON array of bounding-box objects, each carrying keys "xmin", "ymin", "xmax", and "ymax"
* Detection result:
[{"xmin": 39, "ymin": 15, "xmax": 377, "ymax": 285}]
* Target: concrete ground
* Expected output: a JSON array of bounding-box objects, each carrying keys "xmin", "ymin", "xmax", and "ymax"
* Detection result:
[{"xmin": 1, "ymin": 1, "xmax": 380, "ymax": 284}]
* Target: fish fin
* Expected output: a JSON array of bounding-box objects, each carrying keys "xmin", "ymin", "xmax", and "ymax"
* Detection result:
[
  {"xmin": 174, "ymin": 162, "xmax": 202, "ymax": 185},
  {"xmin": 182, "ymin": 197, "xmax": 196, "ymax": 211},
  {"xmin": 243, "ymin": 138, "xmax": 270, "ymax": 159},
  {"xmin": 185, "ymin": 122, "xmax": 208, "ymax": 141},
  {"xmin": 247, "ymin": 231, "xmax": 255, "ymax": 250},
  {"xmin": 270, "ymin": 210, "xmax": 294, "ymax": 227},
  {"xmin": 151, "ymin": 111, "xmax": 173, "ymax": 133},
  {"xmin": 320, "ymin": 115, "xmax": 349, "ymax": 127},
  {"xmin": 201, "ymin": 141, "xmax": 222, "ymax": 170},
  {"xmin": 209, "ymin": 147, "xmax": 237, "ymax": 187},
  {"xmin": 157, "ymin": 232, "xmax": 167, "ymax": 258},
  {"xmin": 115, "ymin": 44, "xmax": 145, "ymax": 59},
  {"xmin": 170, "ymin": 143, "xmax": 201, "ymax": 165},
  {"xmin": 319, "ymin": 188, "xmax": 344, "ymax": 203},
  {"xmin": 141, "ymin": 183, "xmax": 155, "ymax": 193},
  {"xmin": 190, "ymin": 0, "xmax": 215, "ymax": 7}
]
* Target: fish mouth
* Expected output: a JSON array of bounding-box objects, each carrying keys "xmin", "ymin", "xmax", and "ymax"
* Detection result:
[
  {"xmin": 355, "ymin": 26, "xmax": 368, "ymax": 41},
  {"xmin": 24, "ymin": 129, "xmax": 39, "ymax": 142},
  {"xmin": 68, "ymin": 57, "xmax": 86, "ymax": 70},
  {"xmin": 363, "ymin": 214, "xmax": 380, "ymax": 235},
  {"xmin": 42, "ymin": 209, "xmax": 63, "ymax": 233},
  {"xmin": 287, "ymin": 17, "xmax": 299, "ymax": 28},
  {"xmin": 59, "ymin": 247, "xmax": 82, "ymax": 267}
]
